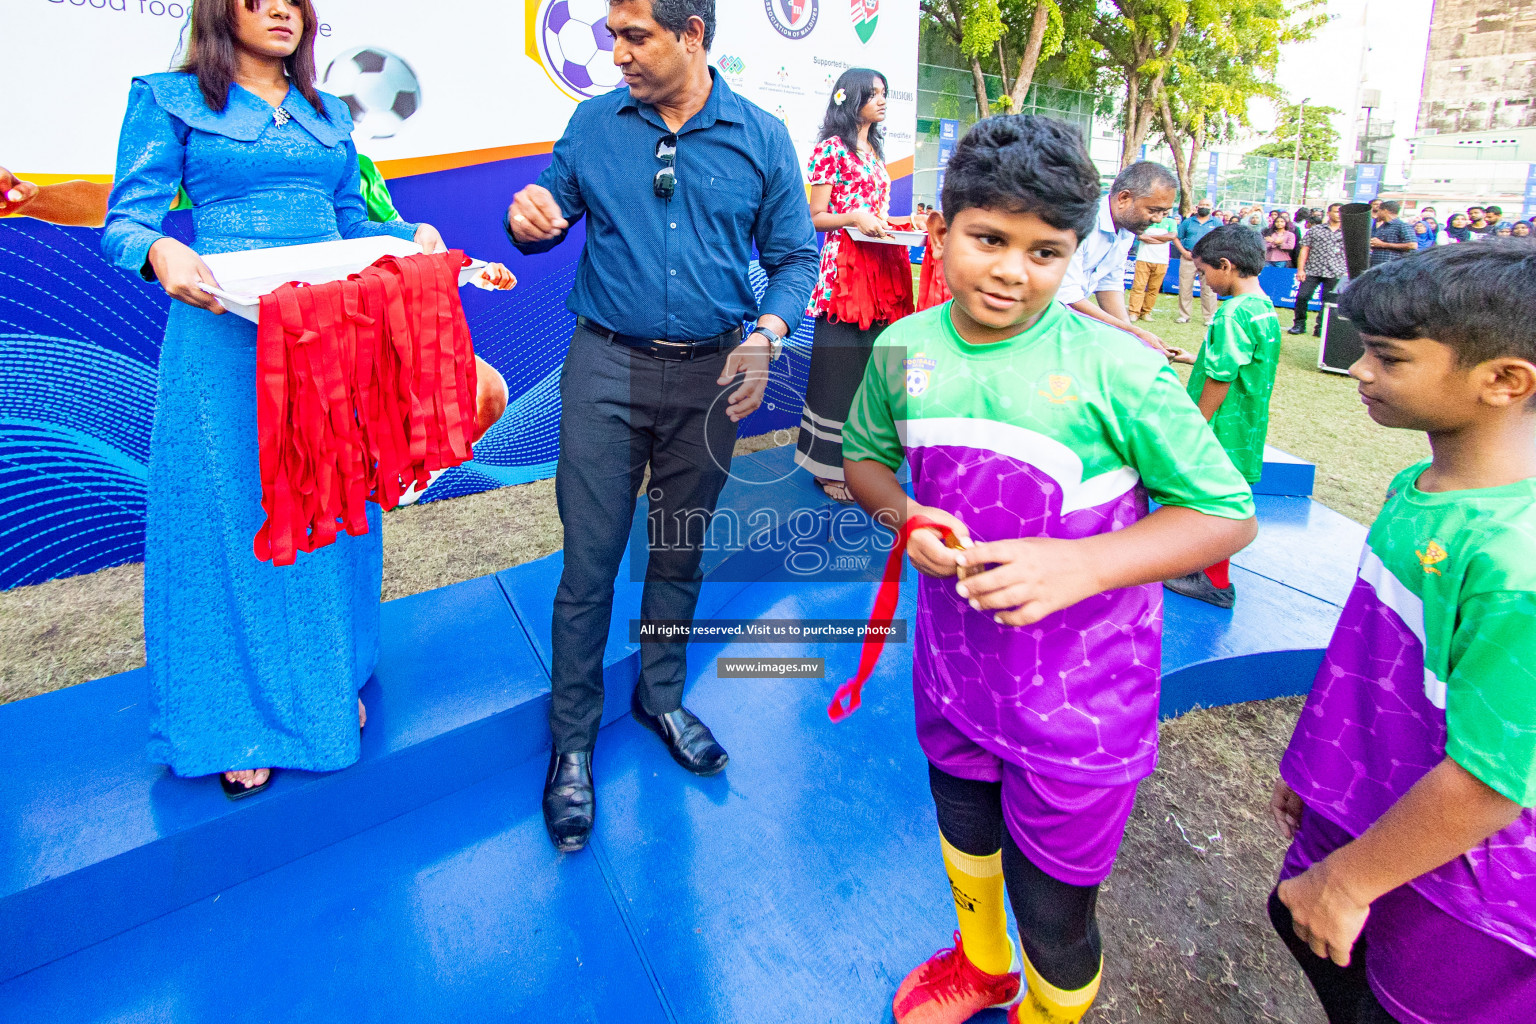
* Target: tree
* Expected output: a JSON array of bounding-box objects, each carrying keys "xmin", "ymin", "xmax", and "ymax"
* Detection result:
[
  {"xmin": 1150, "ymin": 0, "xmax": 1325, "ymax": 210},
  {"xmin": 1093, "ymin": 0, "xmax": 1323, "ymax": 172},
  {"xmin": 1090, "ymin": 0, "xmax": 1203, "ymax": 169},
  {"xmin": 921, "ymin": 0, "xmax": 1005, "ymax": 115},
  {"xmin": 994, "ymin": 0, "xmax": 1067, "ymax": 111},
  {"xmin": 1249, "ymin": 102, "xmax": 1341, "ymax": 162}
]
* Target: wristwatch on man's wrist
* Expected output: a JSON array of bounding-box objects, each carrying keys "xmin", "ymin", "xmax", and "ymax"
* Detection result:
[{"xmin": 746, "ymin": 321, "xmax": 787, "ymax": 361}]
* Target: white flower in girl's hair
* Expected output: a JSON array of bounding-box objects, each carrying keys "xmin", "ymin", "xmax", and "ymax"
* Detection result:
[{"xmin": 833, "ymin": 89, "xmax": 847, "ymax": 106}]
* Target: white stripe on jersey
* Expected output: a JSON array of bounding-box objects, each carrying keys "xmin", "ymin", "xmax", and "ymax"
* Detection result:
[
  {"xmin": 1357, "ymin": 546, "xmax": 1448, "ymax": 709},
  {"xmin": 897, "ymin": 416, "xmax": 1141, "ymax": 514}
]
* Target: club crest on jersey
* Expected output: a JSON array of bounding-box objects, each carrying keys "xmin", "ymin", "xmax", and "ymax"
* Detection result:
[
  {"xmin": 1417, "ymin": 540, "xmax": 1448, "ymax": 575},
  {"xmin": 1037, "ymin": 372, "xmax": 1079, "ymax": 404},
  {"xmin": 905, "ymin": 354, "xmax": 936, "ymax": 396}
]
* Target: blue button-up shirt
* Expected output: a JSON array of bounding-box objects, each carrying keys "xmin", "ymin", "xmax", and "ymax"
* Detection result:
[
  {"xmin": 1177, "ymin": 213, "xmax": 1220, "ymax": 252},
  {"xmin": 510, "ymin": 71, "xmax": 818, "ymax": 341}
]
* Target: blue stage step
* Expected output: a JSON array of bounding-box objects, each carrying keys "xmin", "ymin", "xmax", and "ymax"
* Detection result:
[{"xmin": 0, "ymin": 446, "xmax": 1361, "ymax": 995}]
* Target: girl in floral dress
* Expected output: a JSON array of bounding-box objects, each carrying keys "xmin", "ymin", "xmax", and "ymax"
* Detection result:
[{"xmin": 794, "ymin": 68, "xmax": 914, "ymax": 502}]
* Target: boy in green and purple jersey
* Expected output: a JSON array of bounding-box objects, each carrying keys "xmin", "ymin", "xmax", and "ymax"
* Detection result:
[
  {"xmin": 1270, "ymin": 240, "xmax": 1536, "ymax": 1024},
  {"xmin": 842, "ymin": 116, "xmax": 1257, "ymax": 1024},
  {"xmin": 1166, "ymin": 223, "xmax": 1283, "ymax": 609}
]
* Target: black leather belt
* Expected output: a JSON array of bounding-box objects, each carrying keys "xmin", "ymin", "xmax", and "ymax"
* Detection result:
[{"xmin": 578, "ymin": 316, "xmax": 742, "ymax": 362}]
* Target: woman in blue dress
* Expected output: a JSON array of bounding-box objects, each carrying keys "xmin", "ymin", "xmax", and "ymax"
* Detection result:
[{"xmin": 102, "ymin": 0, "xmax": 445, "ymax": 797}]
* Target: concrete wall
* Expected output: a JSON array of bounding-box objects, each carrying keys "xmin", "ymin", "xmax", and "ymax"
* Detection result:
[{"xmin": 1416, "ymin": 0, "xmax": 1536, "ymax": 134}]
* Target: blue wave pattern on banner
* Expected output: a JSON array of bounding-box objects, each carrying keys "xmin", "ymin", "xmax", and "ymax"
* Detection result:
[{"xmin": 0, "ymin": 220, "xmax": 165, "ymax": 590}]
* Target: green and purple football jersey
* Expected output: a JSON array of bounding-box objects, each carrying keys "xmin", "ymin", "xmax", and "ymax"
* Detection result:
[
  {"xmin": 843, "ymin": 301, "xmax": 1255, "ymax": 786},
  {"xmin": 1185, "ymin": 292, "xmax": 1282, "ymax": 483},
  {"xmin": 1281, "ymin": 462, "xmax": 1536, "ymax": 956}
]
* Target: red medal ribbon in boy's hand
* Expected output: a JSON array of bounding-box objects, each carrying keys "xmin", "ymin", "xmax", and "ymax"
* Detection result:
[{"xmin": 828, "ymin": 514, "xmax": 966, "ymax": 722}]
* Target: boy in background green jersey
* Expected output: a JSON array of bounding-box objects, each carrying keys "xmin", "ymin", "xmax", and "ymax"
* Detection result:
[
  {"xmin": 1165, "ymin": 224, "xmax": 1283, "ymax": 609},
  {"xmin": 1270, "ymin": 240, "xmax": 1536, "ymax": 1024}
]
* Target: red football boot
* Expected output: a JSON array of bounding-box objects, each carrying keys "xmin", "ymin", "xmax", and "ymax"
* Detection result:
[{"xmin": 893, "ymin": 931, "xmax": 1022, "ymax": 1024}]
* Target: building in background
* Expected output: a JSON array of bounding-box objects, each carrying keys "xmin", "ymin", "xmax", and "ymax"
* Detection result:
[
  {"xmin": 1393, "ymin": 0, "xmax": 1536, "ymax": 209},
  {"xmin": 1416, "ymin": 0, "xmax": 1535, "ymax": 135}
]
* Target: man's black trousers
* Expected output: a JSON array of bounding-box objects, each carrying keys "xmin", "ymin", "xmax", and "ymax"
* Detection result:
[
  {"xmin": 549, "ymin": 323, "xmax": 740, "ymax": 753},
  {"xmin": 1292, "ymin": 276, "xmax": 1338, "ymax": 332}
]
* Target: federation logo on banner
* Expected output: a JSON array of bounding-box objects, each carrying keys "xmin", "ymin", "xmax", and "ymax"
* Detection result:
[
  {"xmin": 766, "ymin": 0, "xmax": 819, "ymax": 40},
  {"xmin": 851, "ymin": 0, "xmax": 879, "ymax": 42},
  {"xmin": 527, "ymin": 0, "xmax": 623, "ymax": 101}
]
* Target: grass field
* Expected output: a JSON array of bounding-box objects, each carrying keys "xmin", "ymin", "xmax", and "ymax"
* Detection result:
[{"xmin": 0, "ymin": 289, "xmax": 1432, "ymax": 1021}]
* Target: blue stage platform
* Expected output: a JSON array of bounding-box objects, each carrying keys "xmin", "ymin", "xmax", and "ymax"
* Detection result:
[{"xmin": 0, "ymin": 445, "xmax": 1364, "ymax": 1022}]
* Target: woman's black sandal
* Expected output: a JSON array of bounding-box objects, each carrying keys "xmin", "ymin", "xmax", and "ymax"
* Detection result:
[{"xmin": 219, "ymin": 769, "xmax": 275, "ymax": 801}]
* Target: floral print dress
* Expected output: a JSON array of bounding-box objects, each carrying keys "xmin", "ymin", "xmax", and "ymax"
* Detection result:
[{"xmin": 805, "ymin": 135, "xmax": 891, "ymax": 319}]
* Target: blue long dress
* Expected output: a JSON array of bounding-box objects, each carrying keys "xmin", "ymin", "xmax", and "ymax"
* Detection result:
[{"xmin": 102, "ymin": 73, "xmax": 418, "ymax": 777}]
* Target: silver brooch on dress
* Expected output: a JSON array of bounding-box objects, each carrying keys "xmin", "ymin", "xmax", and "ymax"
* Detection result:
[{"xmin": 272, "ymin": 107, "xmax": 291, "ymax": 127}]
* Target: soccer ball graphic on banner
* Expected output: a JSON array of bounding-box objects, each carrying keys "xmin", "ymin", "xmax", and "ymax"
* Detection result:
[
  {"xmin": 536, "ymin": 0, "xmax": 622, "ymax": 100},
  {"xmin": 322, "ymin": 47, "xmax": 422, "ymax": 139}
]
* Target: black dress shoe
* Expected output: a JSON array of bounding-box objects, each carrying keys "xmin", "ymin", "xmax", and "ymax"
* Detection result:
[
  {"xmin": 630, "ymin": 689, "xmax": 729, "ymax": 776},
  {"xmin": 1287, "ymin": 324, "xmax": 1306, "ymax": 335},
  {"xmin": 542, "ymin": 750, "xmax": 594, "ymax": 852}
]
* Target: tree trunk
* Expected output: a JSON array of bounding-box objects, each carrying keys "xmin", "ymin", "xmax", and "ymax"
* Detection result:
[
  {"xmin": 997, "ymin": 38, "xmax": 1012, "ymax": 100},
  {"xmin": 1120, "ymin": 72, "xmax": 1143, "ymax": 168},
  {"xmin": 969, "ymin": 55, "xmax": 991, "ymax": 118},
  {"xmin": 1009, "ymin": 0, "xmax": 1052, "ymax": 112},
  {"xmin": 1158, "ymin": 89, "xmax": 1193, "ymax": 215}
]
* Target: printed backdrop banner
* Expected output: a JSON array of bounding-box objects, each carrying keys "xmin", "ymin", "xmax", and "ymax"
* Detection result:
[{"xmin": 0, "ymin": 0, "xmax": 918, "ymax": 590}]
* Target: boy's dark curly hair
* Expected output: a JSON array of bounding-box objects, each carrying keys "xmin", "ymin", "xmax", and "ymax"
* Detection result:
[
  {"xmin": 940, "ymin": 115, "xmax": 1101, "ymax": 241},
  {"xmin": 1192, "ymin": 224, "xmax": 1267, "ymax": 277},
  {"xmin": 1339, "ymin": 239, "xmax": 1536, "ymax": 366}
]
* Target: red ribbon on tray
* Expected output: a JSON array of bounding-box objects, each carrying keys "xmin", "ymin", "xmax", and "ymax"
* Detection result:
[
  {"xmin": 828, "ymin": 514, "xmax": 966, "ymax": 723},
  {"xmin": 254, "ymin": 249, "xmax": 479, "ymax": 566},
  {"xmin": 826, "ymin": 232, "xmax": 917, "ymax": 331}
]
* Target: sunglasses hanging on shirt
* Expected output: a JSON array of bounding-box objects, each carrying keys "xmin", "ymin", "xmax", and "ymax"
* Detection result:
[{"xmin": 654, "ymin": 133, "xmax": 678, "ymax": 201}]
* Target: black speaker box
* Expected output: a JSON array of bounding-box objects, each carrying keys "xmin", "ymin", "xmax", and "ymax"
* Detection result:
[{"xmin": 1317, "ymin": 303, "xmax": 1363, "ymax": 375}]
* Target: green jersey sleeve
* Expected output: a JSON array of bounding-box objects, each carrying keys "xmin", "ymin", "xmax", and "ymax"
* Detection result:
[
  {"xmin": 1116, "ymin": 363, "xmax": 1255, "ymax": 519},
  {"xmin": 1445, "ymin": 589, "xmax": 1536, "ymax": 806},
  {"xmin": 356, "ymin": 154, "xmax": 402, "ymax": 224},
  {"xmin": 841, "ymin": 344, "xmax": 906, "ymax": 471},
  {"xmin": 1199, "ymin": 303, "xmax": 1260, "ymax": 384}
]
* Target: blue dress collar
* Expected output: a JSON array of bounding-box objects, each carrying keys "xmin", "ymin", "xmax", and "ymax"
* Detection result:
[{"xmin": 136, "ymin": 72, "xmax": 351, "ymax": 149}]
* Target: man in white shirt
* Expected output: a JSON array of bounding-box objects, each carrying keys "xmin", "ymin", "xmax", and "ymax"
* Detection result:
[
  {"xmin": 1057, "ymin": 161, "xmax": 1179, "ymax": 355},
  {"xmin": 1127, "ymin": 213, "xmax": 1178, "ymax": 321}
]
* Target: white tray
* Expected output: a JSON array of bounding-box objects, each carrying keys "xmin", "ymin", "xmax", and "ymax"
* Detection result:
[
  {"xmin": 844, "ymin": 227, "xmax": 928, "ymax": 247},
  {"xmin": 198, "ymin": 236, "xmax": 489, "ymax": 323}
]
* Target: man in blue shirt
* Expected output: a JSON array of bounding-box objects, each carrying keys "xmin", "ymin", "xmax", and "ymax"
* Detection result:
[
  {"xmin": 1175, "ymin": 200, "xmax": 1220, "ymax": 324},
  {"xmin": 505, "ymin": 0, "xmax": 818, "ymax": 852}
]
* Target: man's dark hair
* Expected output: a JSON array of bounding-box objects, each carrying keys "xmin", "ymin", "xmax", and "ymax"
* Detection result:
[
  {"xmin": 1379, "ymin": 200, "xmax": 1401, "ymax": 215},
  {"xmin": 1338, "ymin": 239, "xmax": 1536, "ymax": 366},
  {"xmin": 940, "ymin": 115, "xmax": 1101, "ymax": 240},
  {"xmin": 1110, "ymin": 160, "xmax": 1177, "ymax": 200},
  {"xmin": 619, "ymin": 0, "xmax": 716, "ymax": 48},
  {"xmin": 1191, "ymin": 223, "xmax": 1265, "ymax": 276},
  {"xmin": 1469, "ymin": 205, "xmax": 1485, "ymax": 213},
  {"xmin": 1487, "ymin": 205, "xmax": 1503, "ymax": 216}
]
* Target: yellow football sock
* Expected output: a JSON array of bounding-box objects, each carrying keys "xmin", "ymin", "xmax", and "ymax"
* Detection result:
[
  {"xmin": 939, "ymin": 833, "xmax": 1013, "ymax": 976},
  {"xmin": 1011, "ymin": 951, "xmax": 1102, "ymax": 1024}
]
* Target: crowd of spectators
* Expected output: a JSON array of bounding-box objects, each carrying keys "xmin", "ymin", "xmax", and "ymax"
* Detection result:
[{"xmin": 1201, "ymin": 200, "xmax": 1534, "ymax": 270}]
